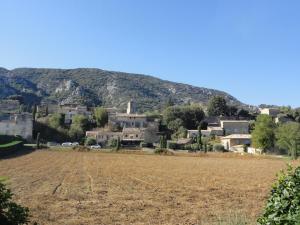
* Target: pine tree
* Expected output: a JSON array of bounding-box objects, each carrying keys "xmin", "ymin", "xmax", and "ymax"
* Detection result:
[
  {"xmin": 36, "ymin": 132, "xmax": 40, "ymax": 149},
  {"xmin": 197, "ymin": 126, "xmax": 202, "ymax": 150},
  {"xmin": 115, "ymin": 137, "xmax": 121, "ymax": 151},
  {"xmin": 32, "ymin": 104, "xmax": 37, "ymax": 121}
]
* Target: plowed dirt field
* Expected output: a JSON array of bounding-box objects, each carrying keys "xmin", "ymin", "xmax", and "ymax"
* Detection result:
[{"xmin": 0, "ymin": 150, "xmax": 296, "ymax": 225}]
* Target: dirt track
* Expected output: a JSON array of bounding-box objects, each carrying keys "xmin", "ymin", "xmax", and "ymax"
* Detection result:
[{"xmin": 0, "ymin": 150, "xmax": 295, "ymax": 224}]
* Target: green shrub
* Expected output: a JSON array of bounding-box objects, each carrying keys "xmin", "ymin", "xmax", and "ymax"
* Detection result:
[
  {"xmin": 193, "ymin": 143, "xmax": 200, "ymax": 151},
  {"xmin": 72, "ymin": 146, "xmax": 90, "ymax": 152},
  {"xmin": 243, "ymin": 144, "xmax": 248, "ymax": 153},
  {"xmin": 0, "ymin": 135, "xmax": 24, "ymax": 144},
  {"xmin": 108, "ymin": 139, "xmax": 117, "ymax": 148},
  {"xmin": 258, "ymin": 165, "xmax": 300, "ymax": 224},
  {"xmin": 154, "ymin": 148, "xmax": 174, "ymax": 155},
  {"xmin": 0, "ymin": 181, "xmax": 30, "ymax": 225},
  {"xmin": 167, "ymin": 142, "xmax": 179, "ymax": 150},
  {"xmin": 85, "ymin": 137, "xmax": 97, "ymax": 146},
  {"xmin": 0, "ymin": 141, "xmax": 24, "ymax": 157},
  {"xmin": 208, "ymin": 144, "xmax": 213, "ymax": 152},
  {"xmin": 213, "ymin": 144, "xmax": 225, "ymax": 152},
  {"xmin": 0, "ymin": 141, "xmax": 23, "ymax": 148},
  {"xmin": 115, "ymin": 137, "xmax": 121, "ymax": 151},
  {"xmin": 184, "ymin": 144, "xmax": 192, "ymax": 150}
]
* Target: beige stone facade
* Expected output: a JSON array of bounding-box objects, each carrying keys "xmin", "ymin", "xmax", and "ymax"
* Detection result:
[
  {"xmin": 221, "ymin": 134, "xmax": 251, "ymax": 151},
  {"xmin": 187, "ymin": 126, "xmax": 224, "ymax": 138},
  {"xmin": 86, "ymin": 130, "xmax": 122, "ymax": 144},
  {"xmin": 113, "ymin": 113, "xmax": 148, "ymax": 128},
  {"xmin": 260, "ymin": 108, "xmax": 280, "ymax": 117},
  {"xmin": 0, "ymin": 113, "xmax": 33, "ymax": 140},
  {"xmin": 122, "ymin": 128, "xmax": 144, "ymax": 141},
  {"xmin": 220, "ymin": 120, "xmax": 249, "ymax": 135},
  {"xmin": 60, "ymin": 105, "xmax": 92, "ymax": 124}
]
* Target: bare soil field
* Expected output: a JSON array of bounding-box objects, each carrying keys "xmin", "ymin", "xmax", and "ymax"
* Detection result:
[{"xmin": 0, "ymin": 150, "xmax": 298, "ymax": 225}]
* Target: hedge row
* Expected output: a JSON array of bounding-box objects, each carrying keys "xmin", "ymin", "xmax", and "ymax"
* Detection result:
[
  {"xmin": 0, "ymin": 141, "xmax": 24, "ymax": 157},
  {"xmin": 0, "ymin": 135, "xmax": 23, "ymax": 144}
]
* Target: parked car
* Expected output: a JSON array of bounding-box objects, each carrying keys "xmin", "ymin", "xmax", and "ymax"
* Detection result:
[
  {"xmin": 62, "ymin": 142, "xmax": 72, "ymax": 147},
  {"xmin": 90, "ymin": 144, "xmax": 102, "ymax": 149},
  {"xmin": 71, "ymin": 142, "xmax": 79, "ymax": 146},
  {"xmin": 47, "ymin": 142, "xmax": 59, "ymax": 147}
]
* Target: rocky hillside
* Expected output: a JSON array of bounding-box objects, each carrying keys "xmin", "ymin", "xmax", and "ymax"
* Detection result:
[{"xmin": 0, "ymin": 67, "xmax": 243, "ymax": 112}]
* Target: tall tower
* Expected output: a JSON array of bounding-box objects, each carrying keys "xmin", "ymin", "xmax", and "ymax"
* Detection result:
[{"xmin": 127, "ymin": 100, "xmax": 137, "ymax": 114}]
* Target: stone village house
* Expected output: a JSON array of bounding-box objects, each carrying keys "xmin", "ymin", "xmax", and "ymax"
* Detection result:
[
  {"xmin": 221, "ymin": 134, "xmax": 252, "ymax": 151},
  {"xmin": 0, "ymin": 113, "xmax": 33, "ymax": 141},
  {"xmin": 86, "ymin": 100, "xmax": 159, "ymax": 146},
  {"xmin": 220, "ymin": 120, "xmax": 250, "ymax": 135},
  {"xmin": 59, "ymin": 104, "xmax": 92, "ymax": 124}
]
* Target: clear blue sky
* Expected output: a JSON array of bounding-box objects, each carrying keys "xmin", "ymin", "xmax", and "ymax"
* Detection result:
[{"xmin": 0, "ymin": 0, "xmax": 299, "ymax": 107}]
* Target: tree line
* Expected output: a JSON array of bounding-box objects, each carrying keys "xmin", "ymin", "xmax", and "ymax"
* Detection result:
[
  {"xmin": 252, "ymin": 114, "xmax": 300, "ymax": 159},
  {"xmin": 33, "ymin": 107, "xmax": 108, "ymax": 143}
]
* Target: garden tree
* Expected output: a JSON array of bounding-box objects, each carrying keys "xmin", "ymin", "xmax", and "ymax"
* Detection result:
[
  {"xmin": 163, "ymin": 105, "xmax": 205, "ymax": 130},
  {"xmin": 69, "ymin": 126, "xmax": 84, "ymax": 141},
  {"xmin": 252, "ymin": 115, "xmax": 276, "ymax": 151},
  {"xmin": 48, "ymin": 113, "xmax": 65, "ymax": 129},
  {"xmin": 171, "ymin": 126, "xmax": 187, "ymax": 140},
  {"xmin": 167, "ymin": 118, "xmax": 184, "ymax": 132},
  {"xmin": 115, "ymin": 136, "xmax": 121, "ymax": 151},
  {"xmin": 204, "ymin": 143, "xmax": 207, "ymax": 152},
  {"xmin": 249, "ymin": 120, "xmax": 256, "ymax": 132},
  {"xmin": 197, "ymin": 126, "xmax": 203, "ymax": 150},
  {"xmin": 94, "ymin": 107, "xmax": 108, "ymax": 127},
  {"xmin": 32, "ymin": 104, "xmax": 37, "ymax": 121},
  {"xmin": 227, "ymin": 105, "xmax": 238, "ymax": 116},
  {"xmin": 276, "ymin": 122, "xmax": 300, "ymax": 159},
  {"xmin": 45, "ymin": 105, "xmax": 48, "ymax": 116},
  {"xmin": 0, "ymin": 181, "xmax": 30, "ymax": 225},
  {"xmin": 258, "ymin": 165, "xmax": 300, "ymax": 224},
  {"xmin": 144, "ymin": 110, "xmax": 162, "ymax": 120},
  {"xmin": 34, "ymin": 121, "xmax": 69, "ymax": 143},
  {"xmin": 293, "ymin": 110, "xmax": 300, "ymax": 122},
  {"xmin": 36, "ymin": 132, "xmax": 40, "ymax": 149},
  {"xmin": 159, "ymin": 136, "xmax": 164, "ymax": 148},
  {"xmin": 199, "ymin": 120, "xmax": 208, "ymax": 130},
  {"xmin": 280, "ymin": 105, "xmax": 293, "ymax": 114},
  {"xmin": 69, "ymin": 115, "xmax": 89, "ymax": 141},
  {"xmin": 159, "ymin": 136, "xmax": 167, "ymax": 149},
  {"xmin": 289, "ymin": 108, "xmax": 300, "ymax": 123},
  {"xmin": 237, "ymin": 108, "xmax": 250, "ymax": 118},
  {"xmin": 85, "ymin": 137, "xmax": 97, "ymax": 146},
  {"xmin": 207, "ymin": 96, "xmax": 228, "ymax": 116}
]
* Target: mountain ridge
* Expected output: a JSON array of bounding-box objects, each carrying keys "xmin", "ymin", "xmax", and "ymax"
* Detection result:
[{"xmin": 0, "ymin": 67, "xmax": 245, "ymax": 112}]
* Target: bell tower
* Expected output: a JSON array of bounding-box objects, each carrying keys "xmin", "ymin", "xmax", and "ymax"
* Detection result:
[{"xmin": 126, "ymin": 99, "xmax": 137, "ymax": 114}]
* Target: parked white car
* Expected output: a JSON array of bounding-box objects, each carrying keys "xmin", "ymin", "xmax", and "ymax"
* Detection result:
[
  {"xmin": 90, "ymin": 144, "xmax": 102, "ymax": 149},
  {"xmin": 72, "ymin": 142, "xmax": 79, "ymax": 146},
  {"xmin": 62, "ymin": 142, "xmax": 72, "ymax": 147},
  {"xmin": 47, "ymin": 142, "xmax": 59, "ymax": 147}
]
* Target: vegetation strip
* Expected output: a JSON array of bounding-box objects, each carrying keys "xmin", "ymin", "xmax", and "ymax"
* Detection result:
[{"xmin": 0, "ymin": 140, "xmax": 23, "ymax": 148}]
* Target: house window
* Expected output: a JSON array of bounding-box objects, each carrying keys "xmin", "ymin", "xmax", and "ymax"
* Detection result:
[{"xmin": 136, "ymin": 134, "xmax": 138, "ymax": 138}]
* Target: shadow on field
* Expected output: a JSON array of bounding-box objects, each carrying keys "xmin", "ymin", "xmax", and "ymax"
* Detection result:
[{"xmin": 0, "ymin": 146, "xmax": 36, "ymax": 159}]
